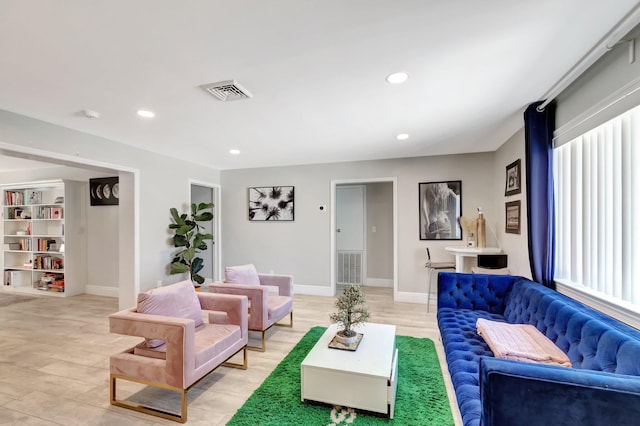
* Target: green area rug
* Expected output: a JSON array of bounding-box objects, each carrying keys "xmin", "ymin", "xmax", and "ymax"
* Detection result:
[{"xmin": 228, "ymin": 326, "xmax": 454, "ymax": 425}]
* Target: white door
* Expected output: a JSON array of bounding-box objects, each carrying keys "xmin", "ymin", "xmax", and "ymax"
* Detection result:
[{"xmin": 336, "ymin": 185, "xmax": 365, "ymax": 285}]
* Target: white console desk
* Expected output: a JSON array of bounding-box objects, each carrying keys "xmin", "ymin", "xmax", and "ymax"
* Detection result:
[{"xmin": 445, "ymin": 246, "xmax": 503, "ymax": 272}]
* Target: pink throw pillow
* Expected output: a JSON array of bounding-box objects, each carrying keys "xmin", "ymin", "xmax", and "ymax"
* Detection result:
[
  {"xmin": 225, "ymin": 264, "xmax": 260, "ymax": 286},
  {"xmin": 137, "ymin": 280, "xmax": 203, "ymax": 328}
]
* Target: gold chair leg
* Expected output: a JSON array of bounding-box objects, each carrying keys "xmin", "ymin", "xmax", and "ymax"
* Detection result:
[
  {"xmin": 222, "ymin": 345, "xmax": 249, "ymax": 370},
  {"xmin": 110, "ymin": 374, "xmax": 187, "ymax": 423},
  {"xmin": 247, "ymin": 330, "xmax": 266, "ymax": 352},
  {"xmin": 274, "ymin": 311, "xmax": 294, "ymax": 328},
  {"xmin": 247, "ymin": 311, "xmax": 293, "ymax": 352}
]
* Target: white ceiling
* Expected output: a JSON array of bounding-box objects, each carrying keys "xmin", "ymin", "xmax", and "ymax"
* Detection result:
[{"xmin": 0, "ymin": 1, "xmax": 638, "ymax": 171}]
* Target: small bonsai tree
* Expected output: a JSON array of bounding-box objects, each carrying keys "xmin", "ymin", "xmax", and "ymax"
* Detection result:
[
  {"xmin": 168, "ymin": 202, "xmax": 214, "ymax": 285},
  {"xmin": 329, "ymin": 284, "xmax": 370, "ymax": 337}
]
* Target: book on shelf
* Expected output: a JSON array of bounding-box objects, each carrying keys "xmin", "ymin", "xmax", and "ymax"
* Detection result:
[{"xmin": 5, "ymin": 190, "xmax": 24, "ymax": 206}]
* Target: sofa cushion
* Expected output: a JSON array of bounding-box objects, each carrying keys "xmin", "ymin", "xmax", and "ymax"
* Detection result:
[
  {"xmin": 137, "ymin": 280, "xmax": 203, "ymax": 328},
  {"xmin": 225, "ymin": 264, "xmax": 260, "ymax": 286},
  {"xmin": 267, "ymin": 295, "xmax": 292, "ymax": 320},
  {"xmin": 194, "ymin": 323, "xmax": 242, "ymax": 368}
]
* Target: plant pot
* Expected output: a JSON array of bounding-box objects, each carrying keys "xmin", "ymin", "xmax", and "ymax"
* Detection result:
[{"xmin": 334, "ymin": 330, "xmax": 358, "ymax": 345}]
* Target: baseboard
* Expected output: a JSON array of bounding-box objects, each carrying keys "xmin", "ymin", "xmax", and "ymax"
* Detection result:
[
  {"xmin": 294, "ymin": 284, "xmax": 334, "ymax": 296},
  {"xmin": 365, "ymin": 278, "xmax": 393, "ymax": 288},
  {"xmin": 395, "ymin": 291, "xmax": 428, "ymax": 304},
  {"xmin": 85, "ymin": 285, "xmax": 119, "ymax": 298}
]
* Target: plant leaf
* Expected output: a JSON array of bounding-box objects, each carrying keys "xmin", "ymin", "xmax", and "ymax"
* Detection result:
[
  {"xmin": 197, "ymin": 202, "xmax": 214, "ymax": 211},
  {"xmin": 192, "ymin": 272, "xmax": 205, "ymax": 284},
  {"xmin": 173, "ymin": 235, "xmax": 188, "ymax": 247},
  {"xmin": 170, "ymin": 262, "xmax": 189, "ymax": 274},
  {"xmin": 194, "ymin": 212, "xmax": 213, "ymax": 222},
  {"xmin": 183, "ymin": 247, "xmax": 196, "ymax": 262},
  {"xmin": 191, "ymin": 257, "xmax": 204, "ymax": 274}
]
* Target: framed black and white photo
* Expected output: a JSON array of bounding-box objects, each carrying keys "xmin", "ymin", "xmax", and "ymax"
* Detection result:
[
  {"xmin": 90, "ymin": 177, "xmax": 119, "ymax": 206},
  {"xmin": 505, "ymin": 200, "xmax": 521, "ymax": 234},
  {"xmin": 419, "ymin": 181, "xmax": 462, "ymax": 240},
  {"xmin": 505, "ymin": 159, "xmax": 521, "ymax": 196},
  {"xmin": 248, "ymin": 186, "xmax": 294, "ymax": 221}
]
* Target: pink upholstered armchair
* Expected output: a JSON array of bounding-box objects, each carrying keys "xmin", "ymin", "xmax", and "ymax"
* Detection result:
[
  {"xmin": 109, "ymin": 280, "xmax": 248, "ymax": 423},
  {"xmin": 209, "ymin": 264, "xmax": 293, "ymax": 351}
]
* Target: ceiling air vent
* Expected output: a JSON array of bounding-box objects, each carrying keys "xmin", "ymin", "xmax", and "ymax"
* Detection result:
[{"xmin": 201, "ymin": 80, "xmax": 253, "ymax": 102}]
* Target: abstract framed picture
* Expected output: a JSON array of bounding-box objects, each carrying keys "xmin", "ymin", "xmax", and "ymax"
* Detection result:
[
  {"xmin": 248, "ymin": 186, "xmax": 294, "ymax": 221},
  {"xmin": 419, "ymin": 180, "xmax": 462, "ymax": 240},
  {"xmin": 505, "ymin": 200, "xmax": 521, "ymax": 234},
  {"xmin": 505, "ymin": 159, "xmax": 522, "ymax": 196},
  {"xmin": 89, "ymin": 177, "xmax": 119, "ymax": 206}
]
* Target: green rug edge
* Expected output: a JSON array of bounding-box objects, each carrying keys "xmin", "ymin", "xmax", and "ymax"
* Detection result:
[{"xmin": 227, "ymin": 326, "xmax": 454, "ymax": 425}]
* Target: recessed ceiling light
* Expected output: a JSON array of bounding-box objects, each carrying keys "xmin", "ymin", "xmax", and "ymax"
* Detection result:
[
  {"xmin": 396, "ymin": 133, "xmax": 410, "ymax": 141},
  {"xmin": 386, "ymin": 72, "xmax": 409, "ymax": 84},
  {"xmin": 137, "ymin": 110, "xmax": 155, "ymax": 118},
  {"xmin": 229, "ymin": 149, "xmax": 241, "ymax": 155}
]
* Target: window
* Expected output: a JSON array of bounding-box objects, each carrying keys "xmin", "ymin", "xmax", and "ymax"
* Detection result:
[{"xmin": 554, "ymin": 104, "xmax": 640, "ymax": 309}]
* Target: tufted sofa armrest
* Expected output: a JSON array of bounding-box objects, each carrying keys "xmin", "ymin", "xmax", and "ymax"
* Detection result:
[
  {"xmin": 480, "ymin": 357, "xmax": 640, "ymax": 426},
  {"xmin": 437, "ymin": 272, "xmax": 520, "ymax": 314}
]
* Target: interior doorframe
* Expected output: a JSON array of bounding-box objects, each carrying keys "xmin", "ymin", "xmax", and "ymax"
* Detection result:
[
  {"xmin": 189, "ymin": 179, "xmax": 222, "ymax": 282},
  {"xmin": 330, "ymin": 177, "xmax": 398, "ymax": 299}
]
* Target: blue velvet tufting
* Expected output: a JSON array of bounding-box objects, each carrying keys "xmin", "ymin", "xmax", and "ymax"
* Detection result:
[{"xmin": 437, "ymin": 272, "xmax": 640, "ymax": 426}]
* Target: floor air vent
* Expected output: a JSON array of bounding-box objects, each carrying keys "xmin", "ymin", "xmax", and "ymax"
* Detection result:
[
  {"xmin": 201, "ymin": 80, "xmax": 253, "ymax": 101},
  {"xmin": 337, "ymin": 251, "xmax": 363, "ymax": 285}
]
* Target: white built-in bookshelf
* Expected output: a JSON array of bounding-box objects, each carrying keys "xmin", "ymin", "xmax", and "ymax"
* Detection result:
[{"xmin": 1, "ymin": 180, "xmax": 86, "ymax": 297}]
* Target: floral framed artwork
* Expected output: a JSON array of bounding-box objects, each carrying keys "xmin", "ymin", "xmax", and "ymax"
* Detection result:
[
  {"xmin": 505, "ymin": 200, "xmax": 521, "ymax": 234},
  {"xmin": 248, "ymin": 186, "xmax": 294, "ymax": 221},
  {"xmin": 419, "ymin": 180, "xmax": 462, "ymax": 240},
  {"xmin": 505, "ymin": 159, "xmax": 522, "ymax": 196}
]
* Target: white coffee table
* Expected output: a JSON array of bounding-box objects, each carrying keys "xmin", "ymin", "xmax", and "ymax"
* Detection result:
[{"xmin": 300, "ymin": 323, "xmax": 398, "ymax": 418}]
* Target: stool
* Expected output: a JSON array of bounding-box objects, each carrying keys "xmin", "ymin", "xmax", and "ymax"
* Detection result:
[{"xmin": 425, "ymin": 248, "xmax": 455, "ymax": 312}]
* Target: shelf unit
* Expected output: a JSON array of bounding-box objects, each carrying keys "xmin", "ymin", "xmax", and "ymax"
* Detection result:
[{"xmin": 1, "ymin": 180, "xmax": 86, "ymax": 297}]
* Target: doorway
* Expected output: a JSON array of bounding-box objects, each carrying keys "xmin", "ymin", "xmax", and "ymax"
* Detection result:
[
  {"xmin": 331, "ymin": 178, "xmax": 397, "ymax": 297},
  {"xmin": 190, "ymin": 180, "xmax": 221, "ymax": 283},
  {"xmin": 336, "ymin": 185, "xmax": 366, "ymax": 286}
]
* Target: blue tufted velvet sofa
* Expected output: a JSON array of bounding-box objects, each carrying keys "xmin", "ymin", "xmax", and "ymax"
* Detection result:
[{"xmin": 437, "ymin": 272, "xmax": 640, "ymax": 426}]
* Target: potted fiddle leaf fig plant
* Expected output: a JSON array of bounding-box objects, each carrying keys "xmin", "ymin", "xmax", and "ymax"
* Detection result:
[
  {"xmin": 168, "ymin": 202, "xmax": 214, "ymax": 286},
  {"xmin": 329, "ymin": 284, "xmax": 370, "ymax": 344}
]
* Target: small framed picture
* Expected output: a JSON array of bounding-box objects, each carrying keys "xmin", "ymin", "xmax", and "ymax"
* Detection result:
[
  {"xmin": 505, "ymin": 200, "xmax": 521, "ymax": 234},
  {"xmin": 505, "ymin": 159, "xmax": 521, "ymax": 196},
  {"xmin": 90, "ymin": 177, "xmax": 119, "ymax": 206},
  {"xmin": 248, "ymin": 186, "xmax": 294, "ymax": 221}
]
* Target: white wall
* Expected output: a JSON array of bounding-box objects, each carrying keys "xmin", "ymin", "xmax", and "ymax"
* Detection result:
[
  {"xmin": 0, "ymin": 109, "xmax": 220, "ymax": 308},
  {"xmin": 493, "ymin": 128, "xmax": 531, "ymax": 278},
  {"xmin": 220, "ymin": 152, "xmax": 497, "ymax": 296}
]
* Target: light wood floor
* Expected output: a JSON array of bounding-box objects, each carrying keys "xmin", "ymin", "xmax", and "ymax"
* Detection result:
[{"xmin": 0, "ymin": 287, "xmax": 462, "ymax": 425}]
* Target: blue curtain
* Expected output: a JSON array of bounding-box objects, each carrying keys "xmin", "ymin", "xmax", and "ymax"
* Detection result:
[{"xmin": 524, "ymin": 101, "xmax": 556, "ymax": 289}]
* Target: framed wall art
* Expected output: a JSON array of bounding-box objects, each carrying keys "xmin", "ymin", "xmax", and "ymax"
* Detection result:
[
  {"xmin": 90, "ymin": 177, "xmax": 119, "ymax": 206},
  {"xmin": 248, "ymin": 186, "xmax": 294, "ymax": 221},
  {"xmin": 505, "ymin": 159, "xmax": 522, "ymax": 196},
  {"xmin": 505, "ymin": 200, "xmax": 521, "ymax": 234},
  {"xmin": 419, "ymin": 180, "xmax": 462, "ymax": 240}
]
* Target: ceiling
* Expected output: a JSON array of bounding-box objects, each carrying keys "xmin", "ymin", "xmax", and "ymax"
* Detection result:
[{"xmin": 0, "ymin": 1, "xmax": 639, "ymax": 171}]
